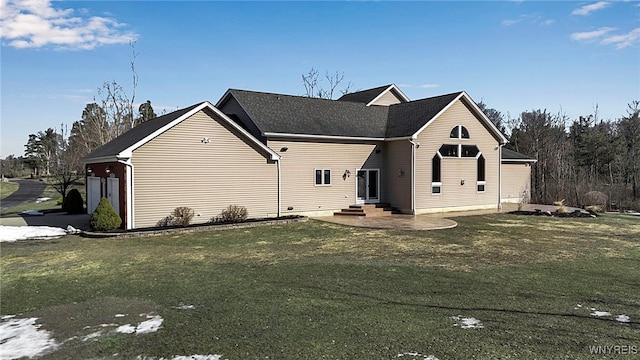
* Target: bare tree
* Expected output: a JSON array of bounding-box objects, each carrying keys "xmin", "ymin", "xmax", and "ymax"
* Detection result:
[
  {"xmin": 47, "ymin": 124, "xmax": 83, "ymax": 202},
  {"xmin": 302, "ymin": 68, "xmax": 353, "ymax": 99}
]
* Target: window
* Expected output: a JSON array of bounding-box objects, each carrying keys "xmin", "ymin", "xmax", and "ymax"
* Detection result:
[
  {"xmin": 450, "ymin": 125, "xmax": 470, "ymax": 139},
  {"xmin": 315, "ymin": 169, "xmax": 331, "ymax": 186},
  {"xmin": 461, "ymin": 145, "xmax": 479, "ymax": 157},
  {"xmin": 477, "ymin": 155, "xmax": 486, "ymax": 192},
  {"xmin": 432, "ymin": 154, "xmax": 442, "ymax": 195},
  {"xmin": 432, "ymin": 155, "xmax": 441, "ymax": 182},
  {"xmin": 461, "ymin": 126, "xmax": 470, "ymax": 139},
  {"xmin": 439, "ymin": 144, "xmax": 458, "ymax": 157}
]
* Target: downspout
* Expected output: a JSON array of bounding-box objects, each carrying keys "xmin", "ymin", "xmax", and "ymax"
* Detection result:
[
  {"xmin": 117, "ymin": 159, "xmax": 134, "ymax": 229},
  {"xmin": 409, "ymin": 139, "xmax": 418, "ymax": 215},
  {"xmin": 498, "ymin": 144, "xmax": 503, "ymax": 211},
  {"xmin": 276, "ymin": 158, "xmax": 281, "ymax": 217}
]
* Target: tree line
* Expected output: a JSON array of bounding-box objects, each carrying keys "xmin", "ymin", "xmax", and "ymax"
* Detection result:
[{"xmin": 2, "ymin": 66, "xmax": 639, "ymax": 210}]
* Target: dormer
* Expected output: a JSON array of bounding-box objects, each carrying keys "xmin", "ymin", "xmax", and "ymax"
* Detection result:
[{"xmin": 337, "ymin": 84, "xmax": 409, "ymax": 106}]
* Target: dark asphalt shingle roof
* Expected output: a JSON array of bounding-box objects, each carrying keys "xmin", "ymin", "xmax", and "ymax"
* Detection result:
[
  {"xmin": 502, "ymin": 148, "xmax": 536, "ymax": 161},
  {"xmin": 83, "ymin": 102, "xmax": 204, "ymax": 160},
  {"xmin": 386, "ymin": 92, "xmax": 463, "ymax": 138},
  {"xmin": 227, "ymin": 89, "xmax": 466, "ymax": 139},
  {"xmin": 227, "ymin": 89, "xmax": 390, "ymax": 138},
  {"xmin": 337, "ymin": 85, "xmax": 393, "ymax": 104}
]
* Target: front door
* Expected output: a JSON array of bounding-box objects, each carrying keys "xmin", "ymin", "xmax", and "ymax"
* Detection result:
[
  {"xmin": 356, "ymin": 169, "xmax": 380, "ymax": 204},
  {"xmin": 106, "ymin": 177, "xmax": 120, "ymax": 215},
  {"xmin": 87, "ymin": 176, "xmax": 101, "ymax": 213}
]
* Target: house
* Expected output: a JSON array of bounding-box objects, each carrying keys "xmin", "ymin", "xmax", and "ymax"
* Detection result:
[
  {"xmin": 83, "ymin": 84, "xmax": 534, "ymax": 229},
  {"xmin": 500, "ymin": 148, "xmax": 537, "ymax": 203}
]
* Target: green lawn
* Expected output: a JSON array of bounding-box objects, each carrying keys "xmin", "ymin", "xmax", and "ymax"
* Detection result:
[
  {"xmin": 1, "ymin": 214, "xmax": 639, "ymax": 359},
  {"xmin": 0, "ymin": 180, "xmax": 19, "ymax": 199},
  {"xmin": 0, "ymin": 181, "xmax": 86, "ymax": 216}
]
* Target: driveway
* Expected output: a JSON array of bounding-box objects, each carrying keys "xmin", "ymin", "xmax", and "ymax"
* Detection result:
[
  {"xmin": 1, "ymin": 179, "xmax": 92, "ymax": 231},
  {"xmin": 1, "ymin": 179, "xmax": 48, "ymax": 210}
]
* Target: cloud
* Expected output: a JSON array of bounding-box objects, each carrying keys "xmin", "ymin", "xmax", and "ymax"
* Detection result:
[
  {"xmin": 572, "ymin": 1, "xmax": 610, "ymax": 16},
  {"xmin": 570, "ymin": 27, "xmax": 615, "ymax": 41},
  {"xmin": 571, "ymin": 27, "xmax": 640, "ymax": 49},
  {"xmin": 502, "ymin": 14, "xmax": 554, "ymax": 27},
  {"xmin": 419, "ymin": 84, "xmax": 439, "ymax": 89},
  {"xmin": 0, "ymin": 0, "xmax": 137, "ymax": 50},
  {"xmin": 601, "ymin": 27, "xmax": 640, "ymax": 49}
]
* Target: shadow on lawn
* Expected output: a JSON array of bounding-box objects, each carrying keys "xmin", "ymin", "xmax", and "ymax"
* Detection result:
[{"xmin": 283, "ymin": 282, "xmax": 640, "ymax": 328}]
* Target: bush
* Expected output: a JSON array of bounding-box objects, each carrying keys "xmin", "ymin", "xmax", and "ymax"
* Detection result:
[
  {"xmin": 156, "ymin": 207, "xmax": 194, "ymax": 227},
  {"xmin": 171, "ymin": 206, "xmax": 194, "ymax": 227},
  {"xmin": 90, "ymin": 197, "xmax": 122, "ymax": 231},
  {"xmin": 212, "ymin": 205, "xmax": 248, "ymax": 223},
  {"xmin": 553, "ymin": 199, "xmax": 568, "ymax": 213},
  {"xmin": 583, "ymin": 190, "xmax": 607, "ymax": 211},
  {"xmin": 63, "ymin": 189, "xmax": 85, "ymax": 214}
]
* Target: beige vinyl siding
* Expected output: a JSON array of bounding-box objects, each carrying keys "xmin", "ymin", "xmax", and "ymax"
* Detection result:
[
  {"xmin": 384, "ymin": 140, "xmax": 412, "ymax": 213},
  {"xmin": 370, "ymin": 91, "xmax": 403, "ymax": 106},
  {"xmin": 132, "ymin": 109, "xmax": 277, "ymax": 228},
  {"xmin": 268, "ymin": 138, "xmax": 384, "ymax": 215},
  {"xmin": 501, "ymin": 162, "xmax": 532, "ymax": 203},
  {"xmin": 415, "ymin": 99, "xmax": 501, "ymax": 212}
]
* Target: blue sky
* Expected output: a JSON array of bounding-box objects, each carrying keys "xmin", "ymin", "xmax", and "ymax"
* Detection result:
[{"xmin": 1, "ymin": 0, "xmax": 639, "ymax": 157}]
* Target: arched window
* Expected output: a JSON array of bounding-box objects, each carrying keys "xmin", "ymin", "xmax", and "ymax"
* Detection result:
[
  {"xmin": 461, "ymin": 126, "xmax": 469, "ymax": 139},
  {"xmin": 450, "ymin": 125, "xmax": 470, "ymax": 139},
  {"xmin": 432, "ymin": 154, "xmax": 442, "ymax": 194},
  {"xmin": 477, "ymin": 154, "xmax": 486, "ymax": 192}
]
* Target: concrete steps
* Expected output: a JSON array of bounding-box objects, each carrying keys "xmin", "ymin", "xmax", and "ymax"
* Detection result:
[{"xmin": 333, "ymin": 203, "xmax": 396, "ymax": 217}]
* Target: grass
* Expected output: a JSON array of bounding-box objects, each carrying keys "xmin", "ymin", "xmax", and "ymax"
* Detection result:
[
  {"xmin": 0, "ymin": 181, "xmax": 85, "ymax": 216},
  {"xmin": 1, "ymin": 214, "xmax": 639, "ymax": 359},
  {"xmin": 0, "ymin": 180, "xmax": 19, "ymax": 199}
]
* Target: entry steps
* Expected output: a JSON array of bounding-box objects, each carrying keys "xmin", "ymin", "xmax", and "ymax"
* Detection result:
[{"xmin": 333, "ymin": 203, "xmax": 397, "ymax": 217}]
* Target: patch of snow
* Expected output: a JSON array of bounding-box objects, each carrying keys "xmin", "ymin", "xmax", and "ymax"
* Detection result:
[
  {"xmin": 136, "ymin": 315, "xmax": 163, "ymax": 335},
  {"xmin": 66, "ymin": 225, "xmax": 82, "ymax": 234},
  {"xmin": 451, "ymin": 315, "xmax": 484, "ymax": 329},
  {"xmin": 117, "ymin": 314, "xmax": 163, "ymax": 335},
  {"xmin": 35, "ymin": 197, "xmax": 52, "ymax": 203},
  {"xmin": 115, "ymin": 314, "xmax": 127, "ymax": 318},
  {"xmin": 591, "ymin": 311, "xmax": 612, "ymax": 317},
  {"xmin": 616, "ymin": 315, "xmax": 630, "ymax": 323},
  {"xmin": 116, "ymin": 324, "xmax": 136, "ymax": 334},
  {"xmin": 0, "ymin": 225, "xmax": 67, "ymax": 242},
  {"xmin": 175, "ymin": 304, "xmax": 195, "ymax": 310},
  {"xmin": 20, "ymin": 210, "xmax": 44, "ymax": 216},
  {"xmin": 2, "ymin": 315, "xmax": 16, "ymax": 320},
  {"xmin": 0, "ymin": 317, "xmax": 58, "ymax": 359},
  {"xmin": 83, "ymin": 331, "xmax": 103, "ymax": 341},
  {"xmin": 396, "ymin": 352, "xmax": 439, "ymax": 359}
]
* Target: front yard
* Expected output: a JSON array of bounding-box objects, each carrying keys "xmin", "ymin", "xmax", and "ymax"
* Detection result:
[{"xmin": 1, "ymin": 214, "xmax": 639, "ymax": 359}]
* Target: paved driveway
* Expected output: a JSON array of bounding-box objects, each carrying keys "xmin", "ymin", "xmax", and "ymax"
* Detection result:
[{"xmin": 1, "ymin": 179, "xmax": 48, "ymax": 210}]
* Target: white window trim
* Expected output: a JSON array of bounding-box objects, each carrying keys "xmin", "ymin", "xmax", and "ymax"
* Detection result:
[
  {"xmin": 477, "ymin": 181, "xmax": 486, "ymax": 193},
  {"xmin": 431, "ymin": 181, "xmax": 442, "ymax": 195},
  {"xmin": 450, "ymin": 125, "xmax": 470, "ymax": 140},
  {"xmin": 314, "ymin": 168, "xmax": 332, "ymax": 186}
]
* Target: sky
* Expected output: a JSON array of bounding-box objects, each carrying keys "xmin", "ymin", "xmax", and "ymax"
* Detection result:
[{"xmin": 1, "ymin": 0, "xmax": 639, "ymax": 158}]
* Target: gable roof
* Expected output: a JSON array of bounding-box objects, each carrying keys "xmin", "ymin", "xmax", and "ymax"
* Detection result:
[
  {"xmin": 83, "ymin": 101, "xmax": 280, "ymax": 163},
  {"xmin": 220, "ymin": 87, "xmax": 507, "ymax": 144},
  {"xmin": 386, "ymin": 92, "xmax": 463, "ymax": 138},
  {"xmin": 337, "ymin": 84, "xmax": 409, "ymax": 106},
  {"xmin": 220, "ymin": 89, "xmax": 390, "ymax": 139},
  {"xmin": 502, "ymin": 148, "xmax": 537, "ymax": 162}
]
